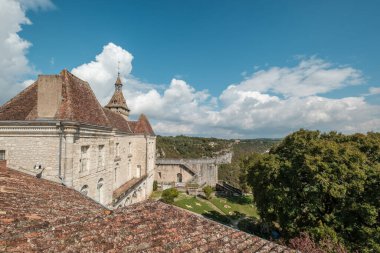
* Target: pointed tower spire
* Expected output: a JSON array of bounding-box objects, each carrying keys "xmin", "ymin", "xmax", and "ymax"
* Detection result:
[{"xmin": 105, "ymin": 68, "xmax": 130, "ymax": 119}]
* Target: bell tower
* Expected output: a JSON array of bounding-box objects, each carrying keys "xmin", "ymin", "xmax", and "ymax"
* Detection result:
[{"xmin": 105, "ymin": 71, "xmax": 130, "ymax": 119}]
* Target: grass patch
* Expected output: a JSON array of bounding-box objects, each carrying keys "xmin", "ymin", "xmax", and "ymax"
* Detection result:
[
  {"xmin": 174, "ymin": 195, "xmax": 214, "ymax": 215},
  {"xmin": 209, "ymin": 195, "xmax": 258, "ymax": 218},
  {"xmin": 150, "ymin": 191, "xmax": 162, "ymax": 200}
]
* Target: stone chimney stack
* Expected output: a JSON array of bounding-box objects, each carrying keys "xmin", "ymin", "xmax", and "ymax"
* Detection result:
[{"xmin": 37, "ymin": 75, "xmax": 62, "ymax": 119}]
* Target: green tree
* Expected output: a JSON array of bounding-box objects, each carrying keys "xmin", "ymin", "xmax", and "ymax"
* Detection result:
[
  {"xmin": 247, "ymin": 129, "xmax": 380, "ymax": 252},
  {"xmin": 203, "ymin": 185, "xmax": 213, "ymax": 200},
  {"xmin": 161, "ymin": 188, "xmax": 179, "ymax": 204}
]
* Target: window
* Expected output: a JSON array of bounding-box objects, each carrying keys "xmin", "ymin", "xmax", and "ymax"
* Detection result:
[
  {"xmin": 80, "ymin": 146, "xmax": 89, "ymax": 173},
  {"xmin": 98, "ymin": 145, "xmax": 105, "ymax": 171},
  {"xmin": 177, "ymin": 173, "xmax": 183, "ymax": 183},
  {"xmin": 136, "ymin": 165, "xmax": 141, "ymax": 178},
  {"xmin": 115, "ymin": 163, "xmax": 119, "ymax": 183},
  {"xmin": 80, "ymin": 185, "xmax": 89, "ymax": 196},
  {"xmin": 128, "ymin": 160, "xmax": 132, "ymax": 179},
  {"xmin": 0, "ymin": 150, "xmax": 5, "ymax": 160},
  {"xmin": 115, "ymin": 143, "xmax": 120, "ymax": 157},
  {"xmin": 97, "ymin": 178, "xmax": 105, "ymax": 204}
]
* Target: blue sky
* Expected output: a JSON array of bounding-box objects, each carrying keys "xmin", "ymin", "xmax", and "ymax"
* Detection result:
[{"xmin": 0, "ymin": 0, "xmax": 379, "ymax": 137}]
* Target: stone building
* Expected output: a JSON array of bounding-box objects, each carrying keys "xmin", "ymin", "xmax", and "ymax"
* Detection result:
[
  {"xmin": 155, "ymin": 158, "xmax": 218, "ymax": 188},
  {"xmin": 0, "ymin": 69, "xmax": 156, "ymax": 209}
]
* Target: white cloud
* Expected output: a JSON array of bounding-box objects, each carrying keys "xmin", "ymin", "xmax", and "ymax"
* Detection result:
[
  {"xmin": 18, "ymin": 0, "xmax": 54, "ymax": 10},
  {"xmin": 369, "ymin": 86, "xmax": 380, "ymax": 95},
  {"xmin": 70, "ymin": 43, "xmax": 380, "ymax": 137},
  {"xmin": 72, "ymin": 42, "xmax": 134, "ymax": 104},
  {"xmin": 0, "ymin": 0, "xmax": 53, "ymax": 104},
  {"xmin": 235, "ymin": 57, "xmax": 363, "ymax": 97}
]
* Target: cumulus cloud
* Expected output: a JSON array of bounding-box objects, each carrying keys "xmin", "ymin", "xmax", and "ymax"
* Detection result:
[
  {"xmin": 72, "ymin": 42, "xmax": 134, "ymax": 104},
  {"xmin": 71, "ymin": 43, "xmax": 380, "ymax": 137},
  {"xmin": 0, "ymin": 0, "xmax": 53, "ymax": 104},
  {"xmin": 235, "ymin": 57, "xmax": 363, "ymax": 97},
  {"xmin": 369, "ymin": 86, "xmax": 380, "ymax": 95}
]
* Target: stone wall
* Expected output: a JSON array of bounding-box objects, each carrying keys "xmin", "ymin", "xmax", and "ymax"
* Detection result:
[
  {"xmin": 0, "ymin": 122, "xmax": 156, "ymax": 209},
  {"xmin": 155, "ymin": 158, "xmax": 220, "ymax": 187},
  {"xmin": 0, "ymin": 125, "xmax": 61, "ymax": 182},
  {"xmin": 155, "ymin": 164, "xmax": 194, "ymax": 184}
]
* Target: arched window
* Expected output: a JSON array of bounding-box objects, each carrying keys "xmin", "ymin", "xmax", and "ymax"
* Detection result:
[
  {"xmin": 115, "ymin": 163, "xmax": 119, "ymax": 183},
  {"xmin": 97, "ymin": 178, "xmax": 105, "ymax": 204},
  {"xmin": 80, "ymin": 185, "xmax": 89, "ymax": 196},
  {"xmin": 177, "ymin": 173, "xmax": 183, "ymax": 183}
]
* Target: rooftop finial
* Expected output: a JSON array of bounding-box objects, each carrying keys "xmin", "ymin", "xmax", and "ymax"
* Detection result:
[{"xmin": 117, "ymin": 61, "xmax": 120, "ymax": 77}]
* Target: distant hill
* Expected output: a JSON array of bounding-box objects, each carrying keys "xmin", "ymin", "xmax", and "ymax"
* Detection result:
[
  {"xmin": 156, "ymin": 135, "xmax": 231, "ymax": 159},
  {"xmin": 156, "ymin": 135, "xmax": 280, "ymax": 159}
]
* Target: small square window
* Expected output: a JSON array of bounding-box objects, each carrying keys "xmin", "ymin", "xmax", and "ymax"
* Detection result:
[{"xmin": 0, "ymin": 150, "xmax": 5, "ymax": 160}]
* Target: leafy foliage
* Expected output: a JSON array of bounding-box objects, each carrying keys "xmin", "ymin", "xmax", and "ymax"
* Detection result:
[
  {"xmin": 219, "ymin": 152, "xmax": 262, "ymax": 192},
  {"xmin": 247, "ymin": 130, "xmax": 380, "ymax": 252},
  {"xmin": 156, "ymin": 135, "xmax": 280, "ymax": 159},
  {"xmin": 161, "ymin": 188, "xmax": 179, "ymax": 204},
  {"xmin": 156, "ymin": 135, "xmax": 231, "ymax": 159},
  {"xmin": 153, "ymin": 180, "xmax": 158, "ymax": 191},
  {"xmin": 202, "ymin": 185, "xmax": 213, "ymax": 200}
]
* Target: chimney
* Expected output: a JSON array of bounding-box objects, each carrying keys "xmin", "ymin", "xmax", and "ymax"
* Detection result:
[{"xmin": 37, "ymin": 75, "xmax": 62, "ymax": 119}]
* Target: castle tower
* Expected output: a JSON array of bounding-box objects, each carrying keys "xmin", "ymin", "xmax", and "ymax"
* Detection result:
[{"xmin": 105, "ymin": 73, "xmax": 130, "ymax": 119}]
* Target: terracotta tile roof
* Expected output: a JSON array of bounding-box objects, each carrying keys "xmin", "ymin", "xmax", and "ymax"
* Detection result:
[
  {"xmin": 0, "ymin": 70, "xmax": 155, "ymax": 135},
  {"xmin": 0, "ymin": 81, "xmax": 38, "ymax": 121},
  {"xmin": 0, "ymin": 70, "xmax": 111, "ymax": 128},
  {"xmin": 105, "ymin": 89, "xmax": 129, "ymax": 111},
  {"xmin": 55, "ymin": 70, "xmax": 112, "ymax": 127},
  {"xmin": 133, "ymin": 114, "xmax": 155, "ymax": 135},
  {"xmin": 0, "ymin": 169, "xmax": 294, "ymax": 252},
  {"xmin": 103, "ymin": 108, "xmax": 133, "ymax": 133},
  {"xmin": 105, "ymin": 75, "xmax": 130, "ymax": 112}
]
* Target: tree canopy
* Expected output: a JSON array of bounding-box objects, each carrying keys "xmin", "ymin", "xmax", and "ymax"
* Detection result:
[{"xmin": 247, "ymin": 130, "xmax": 380, "ymax": 252}]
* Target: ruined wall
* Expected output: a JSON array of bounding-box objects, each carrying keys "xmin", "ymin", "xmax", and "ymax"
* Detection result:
[
  {"xmin": 155, "ymin": 157, "xmax": 221, "ymax": 187},
  {"xmin": 155, "ymin": 164, "xmax": 194, "ymax": 184}
]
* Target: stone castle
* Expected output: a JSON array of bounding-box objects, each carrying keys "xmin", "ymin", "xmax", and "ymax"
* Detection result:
[{"xmin": 0, "ymin": 69, "xmax": 156, "ymax": 209}]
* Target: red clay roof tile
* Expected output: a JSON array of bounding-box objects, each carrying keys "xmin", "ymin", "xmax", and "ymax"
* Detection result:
[
  {"xmin": 0, "ymin": 169, "xmax": 295, "ymax": 252},
  {"xmin": 0, "ymin": 70, "xmax": 155, "ymax": 135}
]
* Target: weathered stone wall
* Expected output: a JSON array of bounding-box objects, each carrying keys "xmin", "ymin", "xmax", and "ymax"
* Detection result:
[
  {"xmin": 71, "ymin": 129, "xmax": 114, "ymax": 207},
  {"xmin": 155, "ymin": 158, "xmax": 220, "ymax": 187},
  {"xmin": 155, "ymin": 164, "xmax": 194, "ymax": 184},
  {"xmin": 0, "ymin": 123, "xmax": 156, "ymax": 209},
  {"xmin": 0, "ymin": 126, "xmax": 61, "ymax": 182}
]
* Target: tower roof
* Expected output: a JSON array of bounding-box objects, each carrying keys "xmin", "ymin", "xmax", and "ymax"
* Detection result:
[{"xmin": 105, "ymin": 74, "xmax": 130, "ymax": 113}]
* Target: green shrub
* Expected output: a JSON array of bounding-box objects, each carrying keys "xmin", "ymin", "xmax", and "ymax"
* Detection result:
[
  {"xmin": 203, "ymin": 185, "xmax": 213, "ymax": 200},
  {"xmin": 153, "ymin": 180, "xmax": 158, "ymax": 191},
  {"xmin": 161, "ymin": 188, "xmax": 179, "ymax": 204}
]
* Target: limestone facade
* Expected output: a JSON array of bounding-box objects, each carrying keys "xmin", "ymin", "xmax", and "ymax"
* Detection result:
[
  {"xmin": 155, "ymin": 158, "xmax": 222, "ymax": 188},
  {"xmin": 0, "ymin": 70, "xmax": 156, "ymax": 209}
]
